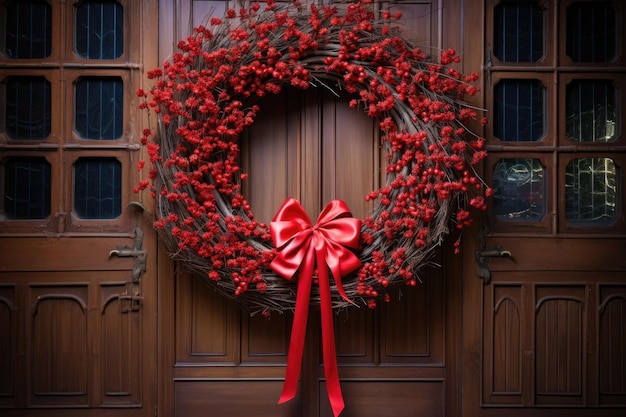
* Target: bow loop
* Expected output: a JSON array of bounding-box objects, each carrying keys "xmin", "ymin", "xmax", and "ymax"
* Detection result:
[
  {"xmin": 271, "ymin": 198, "xmax": 313, "ymax": 249},
  {"xmin": 314, "ymin": 217, "xmax": 361, "ymax": 250}
]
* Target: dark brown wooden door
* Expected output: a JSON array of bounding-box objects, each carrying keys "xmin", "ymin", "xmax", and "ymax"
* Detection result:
[
  {"xmin": 0, "ymin": 1, "xmax": 159, "ymax": 416},
  {"xmin": 157, "ymin": 2, "xmax": 461, "ymax": 416},
  {"xmin": 462, "ymin": 1, "xmax": 626, "ymax": 416},
  {"xmin": 166, "ymin": 85, "xmax": 454, "ymax": 417}
]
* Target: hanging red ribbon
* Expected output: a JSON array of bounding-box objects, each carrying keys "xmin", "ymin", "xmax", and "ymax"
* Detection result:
[{"xmin": 270, "ymin": 198, "xmax": 362, "ymax": 417}]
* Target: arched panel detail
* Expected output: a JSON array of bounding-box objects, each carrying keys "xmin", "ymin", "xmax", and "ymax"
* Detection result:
[
  {"xmin": 599, "ymin": 289, "xmax": 626, "ymax": 405},
  {"xmin": 492, "ymin": 297, "xmax": 521, "ymax": 394},
  {"xmin": 535, "ymin": 295, "xmax": 583, "ymax": 311},
  {"xmin": 32, "ymin": 293, "xmax": 87, "ymax": 315},
  {"xmin": 0, "ymin": 287, "xmax": 16, "ymax": 400},
  {"xmin": 100, "ymin": 288, "xmax": 141, "ymax": 406},
  {"xmin": 535, "ymin": 295, "xmax": 584, "ymax": 405},
  {"xmin": 30, "ymin": 294, "xmax": 89, "ymax": 406},
  {"xmin": 599, "ymin": 293, "xmax": 626, "ymax": 313}
]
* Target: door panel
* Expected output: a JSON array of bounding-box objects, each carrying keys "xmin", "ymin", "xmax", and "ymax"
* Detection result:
[
  {"xmin": 0, "ymin": 236, "xmax": 155, "ymax": 416},
  {"xmin": 461, "ymin": 0, "xmax": 626, "ymax": 416},
  {"xmin": 174, "ymin": 380, "xmax": 301, "ymax": 417},
  {"xmin": 0, "ymin": 1, "xmax": 159, "ymax": 415},
  {"xmin": 169, "ymin": 85, "xmax": 449, "ymax": 417},
  {"xmin": 160, "ymin": 2, "xmax": 454, "ymax": 416},
  {"xmin": 319, "ymin": 381, "xmax": 444, "ymax": 417},
  {"xmin": 481, "ymin": 272, "xmax": 626, "ymax": 411},
  {"xmin": 483, "ymin": 270, "xmax": 626, "ymax": 406}
]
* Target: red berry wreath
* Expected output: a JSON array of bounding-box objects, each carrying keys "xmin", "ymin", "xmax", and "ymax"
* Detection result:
[{"xmin": 136, "ymin": 0, "xmax": 490, "ymax": 316}]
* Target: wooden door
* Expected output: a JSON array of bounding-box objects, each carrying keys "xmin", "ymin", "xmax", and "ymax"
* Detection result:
[
  {"xmin": 157, "ymin": 3, "xmax": 460, "ymax": 416},
  {"xmin": 165, "ymin": 80, "xmax": 455, "ymax": 417},
  {"xmin": 0, "ymin": 1, "xmax": 158, "ymax": 416},
  {"xmin": 461, "ymin": 1, "xmax": 626, "ymax": 416}
]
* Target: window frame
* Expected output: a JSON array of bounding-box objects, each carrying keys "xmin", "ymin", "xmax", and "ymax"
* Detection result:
[
  {"xmin": 558, "ymin": 152, "xmax": 625, "ymax": 233},
  {"xmin": 0, "ymin": 150, "xmax": 60, "ymax": 232},
  {"xmin": 486, "ymin": 0, "xmax": 554, "ymax": 68},
  {"xmin": 486, "ymin": 0, "xmax": 626, "ymax": 236},
  {"xmin": 0, "ymin": 0, "xmax": 63, "ymax": 62},
  {"xmin": 558, "ymin": 72, "xmax": 625, "ymax": 147},
  {"xmin": 0, "ymin": 70, "xmax": 62, "ymax": 144},
  {"xmin": 62, "ymin": 0, "xmax": 139, "ymax": 64},
  {"xmin": 487, "ymin": 72, "xmax": 556, "ymax": 147},
  {"xmin": 486, "ymin": 152, "xmax": 554, "ymax": 234},
  {"xmin": 65, "ymin": 69, "xmax": 132, "ymax": 145},
  {"xmin": 0, "ymin": 0, "xmax": 143, "ymax": 235},
  {"xmin": 558, "ymin": 0, "xmax": 625, "ymax": 69},
  {"xmin": 66, "ymin": 150, "xmax": 131, "ymax": 231}
]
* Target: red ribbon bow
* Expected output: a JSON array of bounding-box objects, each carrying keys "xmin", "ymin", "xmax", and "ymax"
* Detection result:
[{"xmin": 270, "ymin": 198, "xmax": 362, "ymax": 417}]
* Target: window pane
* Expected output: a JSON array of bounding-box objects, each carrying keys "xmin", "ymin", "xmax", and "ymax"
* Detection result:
[
  {"xmin": 3, "ymin": 77, "xmax": 52, "ymax": 140},
  {"xmin": 565, "ymin": 158, "xmax": 618, "ymax": 226},
  {"xmin": 74, "ymin": 158, "xmax": 121, "ymax": 219},
  {"xmin": 494, "ymin": 80, "xmax": 545, "ymax": 142},
  {"xmin": 2, "ymin": 157, "xmax": 51, "ymax": 219},
  {"xmin": 75, "ymin": 0, "xmax": 123, "ymax": 59},
  {"xmin": 3, "ymin": 0, "xmax": 52, "ymax": 59},
  {"xmin": 494, "ymin": 1, "xmax": 544, "ymax": 62},
  {"xmin": 75, "ymin": 77, "xmax": 123, "ymax": 140},
  {"xmin": 493, "ymin": 158, "xmax": 546, "ymax": 221},
  {"xmin": 565, "ymin": 80, "xmax": 616, "ymax": 143},
  {"xmin": 566, "ymin": 2, "xmax": 617, "ymax": 63}
]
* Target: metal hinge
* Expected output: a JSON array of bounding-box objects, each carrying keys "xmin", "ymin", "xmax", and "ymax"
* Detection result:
[{"xmin": 485, "ymin": 46, "xmax": 492, "ymax": 87}]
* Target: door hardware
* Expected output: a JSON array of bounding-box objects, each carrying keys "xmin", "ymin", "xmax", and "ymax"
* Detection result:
[
  {"xmin": 109, "ymin": 227, "xmax": 147, "ymax": 313},
  {"xmin": 109, "ymin": 226, "xmax": 147, "ymax": 283},
  {"xmin": 475, "ymin": 247, "xmax": 512, "ymax": 284},
  {"xmin": 476, "ymin": 248, "xmax": 512, "ymax": 258}
]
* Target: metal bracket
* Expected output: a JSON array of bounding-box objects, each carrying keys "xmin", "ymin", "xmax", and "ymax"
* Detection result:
[
  {"xmin": 109, "ymin": 226, "xmax": 147, "ymax": 283},
  {"xmin": 119, "ymin": 292, "xmax": 143, "ymax": 313},
  {"xmin": 475, "ymin": 247, "xmax": 512, "ymax": 285}
]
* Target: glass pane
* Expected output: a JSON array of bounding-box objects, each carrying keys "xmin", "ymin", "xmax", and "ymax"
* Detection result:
[
  {"xmin": 565, "ymin": 158, "xmax": 618, "ymax": 226},
  {"xmin": 494, "ymin": 1, "xmax": 544, "ymax": 62},
  {"xmin": 566, "ymin": 2, "xmax": 616, "ymax": 63},
  {"xmin": 75, "ymin": 0, "xmax": 123, "ymax": 59},
  {"xmin": 3, "ymin": 76, "xmax": 52, "ymax": 140},
  {"xmin": 492, "ymin": 158, "xmax": 546, "ymax": 221},
  {"xmin": 565, "ymin": 80, "xmax": 616, "ymax": 143},
  {"xmin": 494, "ymin": 79, "xmax": 545, "ymax": 142},
  {"xmin": 75, "ymin": 77, "xmax": 123, "ymax": 140},
  {"xmin": 3, "ymin": 0, "xmax": 52, "ymax": 59},
  {"xmin": 74, "ymin": 158, "xmax": 121, "ymax": 219},
  {"xmin": 2, "ymin": 157, "xmax": 51, "ymax": 219}
]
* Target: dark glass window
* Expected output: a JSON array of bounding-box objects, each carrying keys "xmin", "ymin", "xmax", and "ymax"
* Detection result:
[
  {"xmin": 3, "ymin": 77, "xmax": 52, "ymax": 140},
  {"xmin": 75, "ymin": 77, "xmax": 123, "ymax": 140},
  {"xmin": 494, "ymin": 1, "xmax": 544, "ymax": 62},
  {"xmin": 74, "ymin": 158, "xmax": 121, "ymax": 219},
  {"xmin": 565, "ymin": 158, "xmax": 618, "ymax": 226},
  {"xmin": 2, "ymin": 157, "xmax": 51, "ymax": 219},
  {"xmin": 566, "ymin": 2, "xmax": 617, "ymax": 63},
  {"xmin": 75, "ymin": 0, "xmax": 123, "ymax": 59},
  {"xmin": 494, "ymin": 79, "xmax": 545, "ymax": 142},
  {"xmin": 565, "ymin": 80, "xmax": 616, "ymax": 143},
  {"xmin": 3, "ymin": 0, "xmax": 52, "ymax": 59},
  {"xmin": 492, "ymin": 158, "xmax": 546, "ymax": 222}
]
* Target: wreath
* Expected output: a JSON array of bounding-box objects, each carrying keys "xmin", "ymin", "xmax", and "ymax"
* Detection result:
[{"xmin": 136, "ymin": 0, "xmax": 489, "ymax": 315}]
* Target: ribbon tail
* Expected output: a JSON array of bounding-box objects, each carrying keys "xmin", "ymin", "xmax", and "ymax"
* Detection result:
[
  {"xmin": 279, "ymin": 244, "xmax": 314, "ymax": 405},
  {"xmin": 317, "ymin": 249, "xmax": 345, "ymax": 417},
  {"xmin": 329, "ymin": 262, "xmax": 353, "ymax": 306}
]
